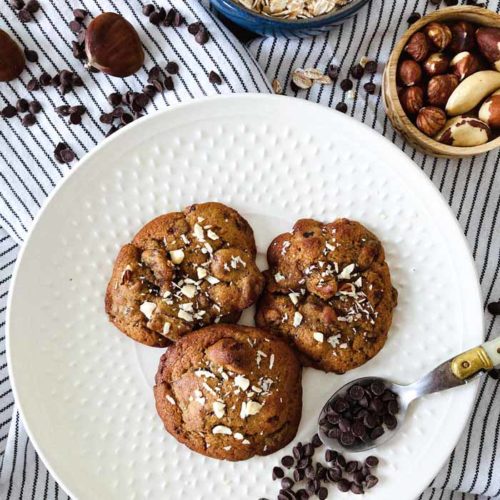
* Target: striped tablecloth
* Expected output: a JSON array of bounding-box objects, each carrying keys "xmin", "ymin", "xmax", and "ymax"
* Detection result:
[{"xmin": 0, "ymin": 0, "xmax": 498, "ymax": 498}]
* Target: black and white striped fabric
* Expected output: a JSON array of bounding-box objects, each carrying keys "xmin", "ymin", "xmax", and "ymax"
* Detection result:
[{"xmin": 0, "ymin": 0, "xmax": 498, "ymax": 498}]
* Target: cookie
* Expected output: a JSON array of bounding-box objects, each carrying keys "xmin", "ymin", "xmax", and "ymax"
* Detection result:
[
  {"xmin": 105, "ymin": 202, "xmax": 265, "ymax": 347},
  {"xmin": 154, "ymin": 324, "xmax": 302, "ymax": 461},
  {"xmin": 255, "ymin": 218, "xmax": 398, "ymax": 373}
]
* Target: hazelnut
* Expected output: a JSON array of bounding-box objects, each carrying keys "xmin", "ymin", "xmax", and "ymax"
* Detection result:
[
  {"xmin": 449, "ymin": 21, "xmax": 476, "ymax": 53},
  {"xmin": 398, "ymin": 59, "xmax": 422, "ymax": 86},
  {"xmin": 423, "ymin": 53, "xmax": 449, "ymax": 76},
  {"xmin": 476, "ymin": 27, "xmax": 500, "ymax": 72},
  {"xmin": 400, "ymin": 86, "xmax": 424, "ymax": 115},
  {"xmin": 450, "ymin": 52, "xmax": 480, "ymax": 81},
  {"xmin": 85, "ymin": 13, "xmax": 144, "ymax": 77},
  {"xmin": 0, "ymin": 29, "xmax": 25, "ymax": 82},
  {"xmin": 424, "ymin": 22, "xmax": 452, "ymax": 50},
  {"xmin": 404, "ymin": 32, "xmax": 430, "ymax": 62},
  {"xmin": 427, "ymin": 74, "xmax": 459, "ymax": 107},
  {"xmin": 478, "ymin": 93, "xmax": 500, "ymax": 129},
  {"xmin": 416, "ymin": 106, "xmax": 447, "ymax": 136}
]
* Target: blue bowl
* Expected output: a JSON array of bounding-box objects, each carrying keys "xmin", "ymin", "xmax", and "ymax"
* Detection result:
[{"xmin": 210, "ymin": 0, "xmax": 370, "ymax": 37}]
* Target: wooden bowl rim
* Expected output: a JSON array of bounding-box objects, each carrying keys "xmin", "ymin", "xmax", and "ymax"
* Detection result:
[{"xmin": 386, "ymin": 5, "xmax": 500, "ymax": 157}]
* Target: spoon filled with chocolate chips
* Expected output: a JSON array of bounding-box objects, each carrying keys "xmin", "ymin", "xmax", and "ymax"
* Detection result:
[{"xmin": 319, "ymin": 336, "xmax": 500, "ymax": 452}]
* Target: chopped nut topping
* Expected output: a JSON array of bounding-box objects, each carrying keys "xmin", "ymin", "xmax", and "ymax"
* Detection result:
[
  {"xmin": 274, "ymin": 272, "xmax": 285, "ymax": 283},
  {"xmin": 169, "ymin": 249, "xmax": 185, "ymax": 264},
  {"xmin": 181, "ymin": 284, "xmax": 197, "ymax": 298},
  {"xmin": 206, "ymin": 275, "xmax": 220, "ymax": 285},
  {"xmin": 313, "ymin": 331, "xmax": 324, "ymax": 343},
  {"xmin": 212, "ymin": 425, "xmax": 232, "ymax": 435},
  {"xmin": 178, "ymin": 309, "xmax": 193, "ymax": 322},
  {"xmin": 234, "ymin": 375, "xmax": 250, "ymax": 391},
  {"xmin": 289, "ymin": 292, "xmax": 300, "ymax": 305},
  {"xmin": 233, "ymin": 432, "xmax": 244, "ymax": 440},
  {"xmin": 207, "ymin": 229, "xmax": 219, "ymax": 240},
  {"xmin": 195, "ymin": 369, "xmax": 216, "ymax": 378},
  {"xmin": 293, "ymin": 311, "xmax": 303, "ymax": 327},
  {"xmin": 139, "ymin": 301, "xmax": 156, "ymax": 320},
  {"xmin": 166, "ymin": 395, "xmax": 176, "ymax": 405},
  {"xmin": 163, "ymin": 322, "xmax": 171, "ymax": 335},
  {"xmin": 193, "ymin": 223, "xmax": 205, "ymax": 241},
  {"xmin": 338, "ymin": 263, "xmax": 355, "ymax": 280},
  {"xmin": 197, "ymin": 267, "xmax": 208, "ymax": 279},
  {"xmin": 212, "ymin": 401, "xmax": 226, "ymax": 418},
  {"xmin": 327, "ymin": 334, "xmax": 341, "ymax": 348}
]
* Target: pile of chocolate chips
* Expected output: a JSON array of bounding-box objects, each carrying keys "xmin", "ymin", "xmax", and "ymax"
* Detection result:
[
  {"xmin": 264, "ymin": 434, "xmax": 380, "ymax": 499},
  {"xmin": 10, "ymin": 0, "xmax": 40, "ymax": 23},
  {"xmin": 320, "ymin": 380, "xmax": 399, "ymax": 448}
]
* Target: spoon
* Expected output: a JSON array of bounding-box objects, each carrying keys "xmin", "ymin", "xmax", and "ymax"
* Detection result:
[{"xmin": 319, "ymin": 336, "xmax": 500, "ymax": 452}]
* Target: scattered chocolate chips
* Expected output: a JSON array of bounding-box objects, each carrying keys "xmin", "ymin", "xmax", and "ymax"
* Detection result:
[
  {"xmin": 350, "ymin": 64, "xmax": 364, "ymax": 79},
  {"xmin": 26, "ymin": 77, "xmax": 40, "ymax": 91},
  {"xmin": 340, "ymin": 78, "xmax": 353, "ymax": 91},
  {"xmin": 28, "ymin": 100, "xmax": 41, "ymax": 114},
  {"xmin": 25, "ymin": 0, "xmax": 39, "ymax": 12},
  {"xmin": 16, "ymin": 98, "xmax": 29, "ymax": 113},
  {"xmin": 24, "ymin": 48, "xmax": 38, "ymax": 62},
  {"xmin": 21, "ymin": 113, "xmax": 36, "ymax": 127},
  {"xmin": 54, "ymin": 142, "xmax": 75, "ymax": 163},
  {"xmin": 39, "ymin": 71, "xmax": 52, "ymax": 86},
  {"xmin": 1, "ymin": 104, "xmax": 17, "ymax": 118},
  {"xmin": 273, "ymin": 466, "xmax": 285, "ymax": 480},
  {"xmin": 407, "ymin": 12, "xmax": 421, "ymax": 24},
  {"xmin": 487, "ymin": 301, "xmax": 500, "ymax": 315},
  {"xmin": 335, "ymin": 102, "xmax": 347, "ymax": 113},
  {"xmin": 281, "ymin": 455, "xmax": 294, "ymax": 469},
  {"xmin": 166, "ymin": 61, "xmax": 179, "ymax": 75},
  {"xmin": 208, "ymin": 70, "xmax": 222, "ymax": 85}
]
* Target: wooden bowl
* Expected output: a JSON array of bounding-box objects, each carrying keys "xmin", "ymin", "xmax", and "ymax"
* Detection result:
[{"xmin": 382, "ymin": 6, "xmax": 500, "ymax": 159}]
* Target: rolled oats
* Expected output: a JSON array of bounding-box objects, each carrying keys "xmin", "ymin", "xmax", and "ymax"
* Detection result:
[{"xmin": 234, "ymin": 0, "xmax": 353, "ymax": 19}]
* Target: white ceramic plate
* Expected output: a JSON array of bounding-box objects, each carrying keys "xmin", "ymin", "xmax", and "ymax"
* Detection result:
[{"xmin": 7, "ymin": 95, "xmax": 483, "ymax": 500}]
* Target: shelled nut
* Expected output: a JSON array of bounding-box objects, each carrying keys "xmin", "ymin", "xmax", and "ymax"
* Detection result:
[
  {"xmin": 449, "ymin": 21, "xmax": 476, "ymax": 53},
  {"xmin": 476, "ymin": 27, "xmax": 500, "ymax": 71},
  {"xmin": 435, "ymin": 115, "xmax": 491, "ymax": 147},
  {"xmin": 450, "ymin": 52, "xmax": 480, "ymax": 81},
  {"xmin": 427, "ymin": 74, "xmax": 459, "ymax": 107},
  {"xmin": 423, "ymin": 53, "xmax": 449, "ymax": 76},
  {"xmin": 404, "ymin": 32, "xmax": 430, "ymax": 62},
  {"xmin": 424, "ymin": 22, "xmax": 452, "ymax": 50},
  {"xmin": 416, "ymin": 106, "xmax": 447, "ymax": 136},
  {"xmin": 400, "ymin": 86, "xmax": 424, "ymax": 115},
  {"xmin": 478, "ymin": 93, "xmax": 500, "ymax": 129},
  {"xmin": 399, "ymin": 59, "xmax": 422, "ymax": 86}
]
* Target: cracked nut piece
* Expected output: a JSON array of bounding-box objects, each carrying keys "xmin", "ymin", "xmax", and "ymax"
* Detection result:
[
  {"xmin": 450, "ymin": 52, "xmax": 480, "ymax": 81},
  {"xmin": 427, "ymin": 74, "xmax": 459, "ymax": 107},
  {"xmin": 400, "ymin": 86, "xmax": 424, "ymax": 115},
  {"xmin": 0, "ymin": 29, "xmax": 25, "ymax": 82},
  {"xmin": 399, "ymin": 59, "xmax": 422, "ymax": 86},
  {"xmin": 423, "ymin": 53, "xmax": 449, "ymax": 76},
  {"xmin": 424, "ymin": 22, "xmax": 452, "ymax": 50},
  {"xmin": 85, "ymin": 12, "xmax": 144, "ymax": 77},
  {"xmin": 478, "ymin": 93, "xmax": 500, "ymax": 129},
  {"xmin": 476, "ymin": 27, "xmax": 500, "ymax": 72},
  {"xmin": 435, "ymin": 115, "xmax": 491, "ymax": 147},
  {"xmin": 449, "ymin": 21, "xmax": 476, "ymax": 53},
  {"xmin": 404, "ymin": 32, "xmax": 430, "ymax": 62},
  {"xmin": 416, "ymin": 106, "xmax": 447, "ymax": 136}
]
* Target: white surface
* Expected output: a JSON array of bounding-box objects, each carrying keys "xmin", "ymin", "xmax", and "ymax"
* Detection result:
[
  {"xmin": 483, "ymin": 337, "xmax": 500, "ymax": 367},
  {"xmin": 7, "ymin": 95, "xmax": 483, "ymax": 500}
]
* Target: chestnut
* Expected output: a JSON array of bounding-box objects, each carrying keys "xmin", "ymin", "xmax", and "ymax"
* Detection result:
[
  {"xmin": 85, "ymin": 13, "xmax": 144, "ymax": 77},
  {"xmin": 0, "ymin": 29, "xmax": 25, "ymax": 82}
]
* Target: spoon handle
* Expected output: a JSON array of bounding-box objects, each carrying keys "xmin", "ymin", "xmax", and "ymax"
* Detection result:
[{"xmin": 450, "ymin": 336, "xmax": 500, "ymax": 380}]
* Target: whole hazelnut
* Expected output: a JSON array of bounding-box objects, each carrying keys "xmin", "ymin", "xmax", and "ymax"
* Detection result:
[
  {"xmin": 449, "ymin": 21, "xmax": 476, "ymax": 53},
  {"xmin": 404, "ymin": 32, "xmax": 430, "ymax": 62},
  {"xmin": 423, "ymin": 53, "xmax": 449, "ymax": 76},
  {"xmin": 85, "ymin": 13, "xmax": 144, "ymax": 77},
  {"xmin": 399, "ymin": 59, "xmax": 422, "ymax": 86},
  {"xmin": 427, "ymin": 74, "xmax": 459, "ymax": 107},
  {"xmin": 0, "ymin": 29, "xmax": 25, "ymax": 82},
  {"xmin": 416, "ymin": 106, "xmax": 447, "ymax": 136},
  {"xmin": 424, "ymin": 22, "xmax": 452, "ymax": 50},
  {"xmin": 400, "ymin": 86, "xmax": 424, "ymax": 115},
  {"xmin": 476, "ymin": 27, "xmax": 500, "ymax": 72},
  {"xmin": 450, "ymin": 52, "xmax": 480, "ymax": 81}
]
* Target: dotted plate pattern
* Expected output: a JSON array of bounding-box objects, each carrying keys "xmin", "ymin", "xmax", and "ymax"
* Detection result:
[{"xmin": 7, "ymin": 95, "xmax": 483, "ymax": 500}]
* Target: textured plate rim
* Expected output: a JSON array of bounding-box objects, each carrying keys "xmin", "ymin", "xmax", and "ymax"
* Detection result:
[{"xmin": 6, "ymin": 94, "xmax": 483, "ymax": 500}]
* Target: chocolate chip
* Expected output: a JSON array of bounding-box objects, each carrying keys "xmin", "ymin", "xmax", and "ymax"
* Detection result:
[
  {"xmin": 55, "ymin": 105, "xmax": 70, "ymax": 116},
  {"xmin": 24, "ymin": 49, "xmax": 38, "ymax": 62},
  {"xmin": 105, "ymin": 125, "xmax": 118, "ymax": 137},
  {"xmin": 324, "ymin": 449, "xmax": 336, "ymax": 462},
  {"xmin": 318, "ymin": 487, "xmax": 328, "ymax": 500},
  {"xmin": 1, "ymin": 105, "xmax": 17, "ymax": 118},
  {"xmin": 151, "ymin": 79, "xmax": 164, "ymax": 93},
  {"xmin": 326, "ymin": 64, "xmax": 339, "ymax": 80},
  {"xmin": 348, "ymin": 385, "xmax": 364, "ymax": 401},
  {"xmin": 345, "ymin": 461, "xmax": 359, "ymax": 474},
  {"xmin": 69, "ymin": 19, "xmax": 82, "ymax": 33},
  {"xmin": 407, "ymin": 12, "xmax": 421, "ymax": 24},
  {"xmin": 293, "ymin": 468, "xmax": 304, "ymax": 482},
  {"xmin": 327, "ymin": 427, "xmax": 340, "ymax": 439},
  {"xmin": 370, "ymin": 426, "xmax": 384, "ymax": 440},
  {"xmin": 365, "ymin": 474, "xmax": 379, "ymax": 488},
  {"xmin": 106, "ymin": 92, "xmax": 121, "ymax": 107},
  {"xmin": 295, "ymin": 489, "xmax": 308, "ymax": 500},
  {"xmin": 340, "ymin": 432, "xmax": 355, "ymax": 446},
  {"xmin": 336, "ymin": 454, "xmax": 346, "ymax": 469},
  {"xmin": 370, "ymin": 380, "xmax": 385, "ymax": 396},
  {"xmin": 272, "ymin": 466, "xmax": 284, "ymax": 480},
  {"xmin": 120, "ymin": 113, "xmax": 133, "ymax": 125},
  {"xmin": 296, "ymin": 457, "xmax": 311, "ymax": 469},
  {"xmin": 364, "ymin": 82, "xmax": 376, "ymax": 94},
  {"xmin": 26, "ymin": 78, "xmax": 39, "ymax": 91},
  {"xmin": 351, "ymin": 483, "xmax": 364, "ymax": 495},
  {"xmin": 22, "ymin": 113, "xmax": 36, "ymax": 126},
  {"xmin": 70, "ymin": 104, "xmax": 86, "ymax": 115},
  {"xmin": 350, "ymin": 64, "xmax": 364, "ymax": 79},
  {"xmin": 166, "ymin": 61, "xmax": 179, "ymax": 75},
  {"xmin": 133, "ymin": 93, "xmax": 149, "ymax": 109},
  {"xmin": 60, "ymin": 147, "xmax": 75, "ymax": 163},
  {"xmin": 164, "ymin": 76, "xmax": 174, "ymax": 91},
  {"xmin": 16, "ymin": 98, "xmax": 29, "ymax": 112},
  {"xmin": 281, "ymin": 455, "xmax": 294, "ymax": 468},
  {"xmin": 303, "ymin": 443, "xmax": 314, "ymax": 457},
  {"xmin": 172, "ymin": 10, "xmax": 184, "ymax": 27},
  {"xmin": 340, "ymin": 79, "xmax": 353, "ymax": 92},
  {"xmin": 487, "ymin": 301, "xmax": 500, "ymax": 315},
  {"xmin": 18, "ymin": 8, "xmax": 32, "ymax": 22},
  {"xmin": 337, "ymin": 479, "xmax": 351, "ymax": 492},
  {"xmin": 112, "ymin": 106, "xmax": 124, "ymax": 118},
  {"xmin": 335, "ymin": 102, "xmax": 347, "ymax": 113},
  {"xmin": 290, "ymin": 80, "xmax": 300, "ymax": 93},
  {"xmin": 28, "ymin": 100, "xmax": 41, "ymax": 114},
  {"xmin": 281, "ymin": 477, "xmax": 294, "ymax": 490},
  {"xmin": 157, "ymin": 7, "xmax": 167, "ymax": 21},
  {"xmin": 311, "ymin": 433, "xmax": 322, "ymax": 448},
  {"xmin": 149, "ymin": 11, "xmax": 161, "ymax": 25},
  {"xmin": 327, "ymin": 466, "xmax": 342, "ymax": 482},
  {"xmin": 39, "ymin": 72, "xmax": 52, "ymax": 86},
  {"xmin": 142, "ymin": 4, "xmax": 155, "ymax": 16},
  {"xmin": 304, "ymin": 465, "xmax": 315, "ymax": 479},
  {"xmin": 293, "ymin": 445, "xmax": 303, "ymax": 460},
  {"xmin": 143, "ymin": 85, "xmax": 157, "ymax": 98},
  {"xmin": 365, "ymin": 456, "xmax": 379, "ymax": 468},
  {"xmin": 387, "ymin": 399, "xmax": 399, "ymax": 415},
  {"xmin": 51, "ymin": 74, "xmax": 61, "ymax": 87},
  {"xmin": 69, "ymin": 111, "xmax": 82, "ymax": 125},
  {"xmin": 25, "ymin": 0, "xmax": 39, "ymax": 12},
  {"xmin": 73, "ymin": 8, "xmax": 87, "ymax": 20},
  {"xmin": 195, "ymin": 25, "xmax": 210, "ymax": 45},
  {"xmin": 188, "ymin": 22, "xmax": 201, "ymax": 35},
  {"xmin": 365, "ymin": 60, "xmax": 378, "ymax": 73},
  {"xmin": 208, "ymin": 70, "xmax": 223, "ymax": 85},
  {"xmin": 489, "ymin": 369, "xmax": 500, "ymax": 380},
  {"xmin": 10, "ymin": 0, "xmax": 24, "ymax": 9}
]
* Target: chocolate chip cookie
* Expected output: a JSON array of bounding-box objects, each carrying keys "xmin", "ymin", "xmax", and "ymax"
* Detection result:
[
  {"xmin": 105, "ymin": 202, "xmax": 265, "ymax": 347},
  {"xmin": 154, "ymin": 324, "xmax": 302, "ymax": 461},
  {"xmin": 255, "ymin": 218, "xmax": 398, "ymax": 373}
]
